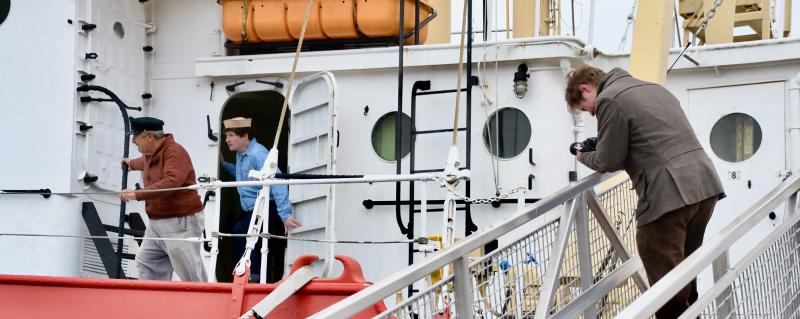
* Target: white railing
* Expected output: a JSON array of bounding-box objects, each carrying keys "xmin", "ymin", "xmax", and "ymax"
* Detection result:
[
  {"xmin": 311, "ymin": 172, "xmax": 653, "ymax": 318},
  {"xmin": 619, "ymin": 174, "xmax": 800, "ymax": 318}
]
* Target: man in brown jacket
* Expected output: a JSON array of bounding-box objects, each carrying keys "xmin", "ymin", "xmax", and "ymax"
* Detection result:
[
  {"xmin": 120, "ymin": 117, "xmax": 207, "ymax": 282},
  {"xmin": 565, "ymin": 67, "xmax": 724, "ymax": 318}
]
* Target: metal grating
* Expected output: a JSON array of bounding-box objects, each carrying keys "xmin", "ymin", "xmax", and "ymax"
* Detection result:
[
  {"xmin": 376, "ymin": 276, "xmax": 458, "ymax": 319},
  {"xmin": 369, "ymin": 176, "xmax": 643, "ymax": 319},
  {"xmin": 698, "ymin": 222, "xmax": 800, "ymax": 318}
]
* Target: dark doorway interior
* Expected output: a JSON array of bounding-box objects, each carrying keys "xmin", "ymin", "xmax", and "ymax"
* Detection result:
[{"xmin": 215, "ymin": 90, "xmax": 290, "ymax": 282}]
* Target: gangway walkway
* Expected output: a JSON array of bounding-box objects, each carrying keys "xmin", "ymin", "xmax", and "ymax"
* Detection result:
[{"xmin": 312, "ymin": 172, "xmax": 800, "ymax": 318}]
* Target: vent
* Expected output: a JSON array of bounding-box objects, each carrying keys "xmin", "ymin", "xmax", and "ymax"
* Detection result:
[{"xmin": 81, "ymin": 238, "xmax": 135, "ymax": 278}]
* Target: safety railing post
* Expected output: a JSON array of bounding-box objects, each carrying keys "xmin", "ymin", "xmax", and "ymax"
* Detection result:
[
  {"xmin": 574, "ymin": 193, "xmax": 597, "ymax": 319},
  {"xmin": 534, "ymin": 198, "xmax": 579, "ymax": 319},
  {"xmin": 711, "ymin": 252, "xmax": 734, "ymax": 318},
  {"xmin": 453, "ymin": 256, "xmax": 474, "ymax": 319}
]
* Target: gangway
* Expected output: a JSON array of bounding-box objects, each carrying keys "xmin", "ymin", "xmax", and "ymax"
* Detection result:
[{"xmin": 312, "ymin": 172, "xmax": 800, "ymax": 318}]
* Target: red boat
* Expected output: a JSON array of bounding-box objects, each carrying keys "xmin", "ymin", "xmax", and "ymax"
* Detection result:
[{"xmin": 0, "ymin": 255, "xmax": 386, "ymax": 319}]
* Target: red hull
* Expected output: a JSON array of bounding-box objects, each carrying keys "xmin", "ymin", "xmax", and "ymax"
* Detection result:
[{"xmin": 0, "ymin": 255, "xmax": 385, "ymax": 319}]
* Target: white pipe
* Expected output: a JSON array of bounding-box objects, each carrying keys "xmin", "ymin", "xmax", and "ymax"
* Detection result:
[
  {"xmin": 789, "ymin": 73, "xmax": 800, "ymax": 172},
  {"xmin": 560, "ymin": 59, "xmax": 585, "ymax": 178},
  {"xmin": 192, "ymin": 173, "xmax": 444, "ymax": 190}
]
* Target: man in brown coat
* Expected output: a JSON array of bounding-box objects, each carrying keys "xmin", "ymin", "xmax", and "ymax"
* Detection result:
[
  {"xmin": 120, "ymin": 117, "xmax": 207, "ymax": 282},
  {"xmin": 565, "ymin": 67, "xmax": 724, "ymax": 318}
]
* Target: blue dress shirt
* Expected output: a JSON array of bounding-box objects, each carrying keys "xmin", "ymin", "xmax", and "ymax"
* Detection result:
[{"xmin": 223, "ymin": 138, "xmax": 293, "ymax": 222}]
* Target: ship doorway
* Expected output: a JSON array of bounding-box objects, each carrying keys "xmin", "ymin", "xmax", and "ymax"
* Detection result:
[
  {"xmin": 688, "ymin": 82, "xmax": 786, "ymax": 290},
  {"xmin": 215, "ymin": 90, "xmax": 289, "ymax": 282}
]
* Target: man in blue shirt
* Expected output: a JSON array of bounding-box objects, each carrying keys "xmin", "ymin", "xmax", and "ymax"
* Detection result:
[{"xmin": 222, "ymin": 117, "xmax": 301, "ymax": 283}]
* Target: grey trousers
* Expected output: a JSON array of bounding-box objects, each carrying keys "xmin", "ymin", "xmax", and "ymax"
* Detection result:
[{"xmin": 136, "ymin": 212, "xmax": 208, "ymax": 282}]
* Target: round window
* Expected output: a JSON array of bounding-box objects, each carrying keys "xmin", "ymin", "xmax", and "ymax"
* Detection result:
[
  {"xmin": 483, "ymin": 108, "xmax": 531, "ymax": 159},
  {"xmin": 372, "ymin": 112, "xmax": 414, "ymax": 161},
  {"xmin": 0, "ymin": 0, "xmax": 10, "ymax": 26},
  {"xmin": 113, "ymin": 21, "xmax": 125, "ymax": 39},
  {"xmin": 710, "ymin": 113, "xmax": 762, "ymax": 163}
]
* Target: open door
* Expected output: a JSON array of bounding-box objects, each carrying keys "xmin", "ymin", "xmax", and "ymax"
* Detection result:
[{"xmin": 286, "ymin": 72, "xmax": 338, "ymax": 277}]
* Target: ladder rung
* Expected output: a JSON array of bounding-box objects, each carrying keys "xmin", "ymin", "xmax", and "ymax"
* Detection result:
[
  {"xmin": 103, "ymin": 225, "xmax": 145, "ymax": 237},
  {"xmin": 121, "ymin": 253, "xmax": 136, "ymax": 260},
  {"xmin": 413, "ymin": 128, "xmax": 466, "ymax": 135}
]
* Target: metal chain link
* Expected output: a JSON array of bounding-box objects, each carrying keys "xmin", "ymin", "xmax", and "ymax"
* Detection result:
[
  {"xmin": 433, "ymin": 176, "xmax": 526, "ymax": 204},
  {"xmin": 695, "ymin": 0, "xmax": 726, "ymax": 37}
]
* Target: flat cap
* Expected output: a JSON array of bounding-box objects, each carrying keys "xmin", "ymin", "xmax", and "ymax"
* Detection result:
[
  {"xmin": 130, "ymin": 116, "xmax": 164, "ymax": 134},
  {"xmin": 223, "ymin": 117, "xmax": 252, "ymax": 129}
]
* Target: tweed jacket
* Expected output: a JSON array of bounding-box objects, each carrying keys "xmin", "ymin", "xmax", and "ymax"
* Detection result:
[{"xmin": 578, "ymin": 68, "xmax": 724, "ymax": 226}]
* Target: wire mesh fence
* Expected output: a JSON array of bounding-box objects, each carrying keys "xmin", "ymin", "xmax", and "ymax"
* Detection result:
[
  {"xmin": 698, "ymin": 221, "xmax": 800, "ymax": 318},
  {"xmin": 377, "ymin": 177, "xmax": 642, "ymax": 318},
  {"xmin": 375, "ymin": 275, "xmax": 458, "ymax": 319}
]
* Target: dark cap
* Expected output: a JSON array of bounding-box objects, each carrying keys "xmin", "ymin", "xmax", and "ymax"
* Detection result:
[{"xmin": 130, "ymin": 116, "xmax": 164, "ymax": 135}]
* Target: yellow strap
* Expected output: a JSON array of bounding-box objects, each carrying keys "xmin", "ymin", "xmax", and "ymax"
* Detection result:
[
  {"xmin": 240, "ymin": 0, "xmax": 248, "ymax": 41},
  {"xmin": 272, "ymin": 0, "xmax": 315, "ymax": 150}
]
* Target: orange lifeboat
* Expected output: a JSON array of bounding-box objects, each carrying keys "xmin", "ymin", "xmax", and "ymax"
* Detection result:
[
  {"xmin": 0, "ymin": 255, "xmax": 385, "ymax": 319},
  {"xmin": 221, "ymin": 0, "xmax": 434, "ymax": 44}
]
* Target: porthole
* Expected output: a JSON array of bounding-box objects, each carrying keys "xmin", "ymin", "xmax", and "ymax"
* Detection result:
[
  {"xmin": 113, "ymin": 21, "xmax": 125, "ymax": 39},
  {"xmin": 371, "ymin": 112, "xmax": 414, "ymax": 161},
  {"xmin": 0, "ymin": 0, "xmax": 10, "ymax": 26},
  {"xmin": 483, "ymin": 108, "xmax": 531, "ymax": 159},
  {"xmin": 710, "ymin": 112, "xmax": 762, "ymax": 163}
]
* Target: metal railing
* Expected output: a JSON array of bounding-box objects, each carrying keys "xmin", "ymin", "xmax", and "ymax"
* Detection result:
[
  {"xmin": 311, "ymin": 171, "xmax": 653, "ymax": 318},
  {"xmin": 619, "ymin": 174, "xmax": 800, "ymax": 318}
]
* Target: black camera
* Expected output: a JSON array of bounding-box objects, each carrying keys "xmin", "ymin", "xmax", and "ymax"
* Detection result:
[{"xmin": 569, "ymin": 137, "xmax": 598, "ymax": 155}]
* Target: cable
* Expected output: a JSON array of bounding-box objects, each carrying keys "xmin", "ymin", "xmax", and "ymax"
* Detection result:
[
  {"xmin": 667, "ymin": 0, "xmax": 725, "ymax": 73},
  {"xmin": 0, "ymin": 232, "xmax": 425, "ymax": 245}
]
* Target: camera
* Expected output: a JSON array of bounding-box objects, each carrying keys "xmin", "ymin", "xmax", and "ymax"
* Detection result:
[{"xmin": 569, "ymin": 137, "xmax": 598, "ymax": 155}]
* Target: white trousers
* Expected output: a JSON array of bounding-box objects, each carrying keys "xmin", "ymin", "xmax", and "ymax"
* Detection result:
[{"xmin": 135, "ymin": 213, "xmax": 208, "ymax": 281}]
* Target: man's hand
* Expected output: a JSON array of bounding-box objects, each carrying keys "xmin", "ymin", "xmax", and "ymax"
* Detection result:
[
  {"xmin": 121, "ymin": 158, "xmax": 132, "ymax": 168},
  {"xmin": 119, "ymin": 188, "xmax": 137, "ymax": 202},
  {"xmin": 284, "ymin": 216, "xmax": 303, "ymax": 234}
]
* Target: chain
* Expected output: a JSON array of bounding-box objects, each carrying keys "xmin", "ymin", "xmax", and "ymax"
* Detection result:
[
  {"xmin": 669, "ymin": 0, "xmax": 726, "ymax": 73},
  {"xmin": 695, "ymin": 0, "xmax": 725, "ymax": 37},
  {"xmin": 433, "ymin": 176, "xmax": 526, "ymax": 204}
]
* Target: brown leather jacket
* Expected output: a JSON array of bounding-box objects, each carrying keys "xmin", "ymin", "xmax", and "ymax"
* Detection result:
[{"xmin": 129, "ymin": 134, "xmax": 202, "ymax": 219}]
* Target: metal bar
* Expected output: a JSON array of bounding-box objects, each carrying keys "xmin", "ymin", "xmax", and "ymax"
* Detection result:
[
  {"xmin": 413, "ymin": 128, "xmax": 467, "ymax": 134},
  {"xmin": 197, "ymin": 173, "xmax": 440, "ymax": 189},
  {"xmin": 102, "ymin": 225, "xmax": 145, "ymax": 237},
  {"xmin": 77, "ymin": 85, "xmax": 132, "ymax": 280},
  {"xmin": 395, "ymin": 0, "xmax": 407, "ymax": 242},
  {"xmin": 574, "ymin": 195, "xmax": 597, "ymax": 319},
  {"xmin": 453, "ymin": 256, "xmax": 473, "ymax": 319},
  {"xmin": 680, "ymin": 195, "xmax": 800, "ymax": 318},
  {"xmin": 414, "ymin": 88, "xmax": 472, "ymax": 96},
  {"xmin": 586, "ymin": 190, "xmax": 649, "ymax": 291},
  {"xmin": 712, "ymin": 252, "xmax": 734, "ymax": 318},
  {"xmin": 619, "ymin": 174, "xmax": 800, "ymax": 318},
  {"xmin": 534, "ymin": 197, "xmax": 579, "ymax": 319},
  {"xmin": 311, "ymin": 172, "xmax": 607, "ymax": 318},
  {"xmin": 551, "ymin": 256, "xmax": 644, "ymax": 319}
]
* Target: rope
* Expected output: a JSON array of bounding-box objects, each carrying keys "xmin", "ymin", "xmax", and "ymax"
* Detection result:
[
  {"xmin": 0, "ymin": 232, "xmax": 205, "ymax": 243},
  {"xmin": 0, "ymin": 232, "xmax": 425, "ymax": 245},
  {"xmin": 451, "ymin": 0, "xmax": 469, "ymax": 146},
  {"xmin": 0, "ymin": 185, "xmax": 197, "ymax": 197},
  {"xmin": 241, "ymin": 0, "xmax": 249, "ymax": 42},
  {"xmin": 272, "ymin": 0, "xmax": 314, "ymax": 151}
]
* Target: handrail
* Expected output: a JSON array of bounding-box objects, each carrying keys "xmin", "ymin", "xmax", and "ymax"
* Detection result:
[
  {"xmin": 310, "ymin": 172, "xmax": 611, "ymax": 318},
  {"xmin": 618, "ymin": 174, "xmax": 800, "ymax": 318}
]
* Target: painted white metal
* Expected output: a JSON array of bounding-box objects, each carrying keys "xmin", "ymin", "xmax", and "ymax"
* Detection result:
[
  {"xmin": 534, "ymin": 197, "xmax": 578, "ymax": 319},
  {"xmin": 789, "ymin": 73, "xmax": 800, "ymax": 172},
  {"xmin": 286, "ymin": 72, "xmax": 338, "ymax": 277},
  {"xmin": 688, "ymin": 82, "xmax": 786, "ymax": 269},
  {"xmin": 77, "ymin": 0, "xmax": 146, "ymax": 191}
]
